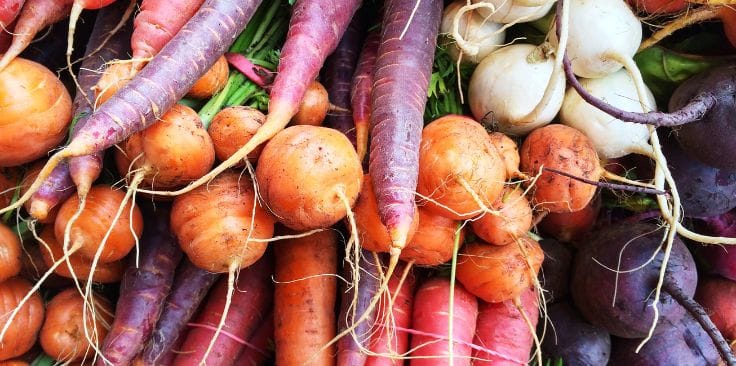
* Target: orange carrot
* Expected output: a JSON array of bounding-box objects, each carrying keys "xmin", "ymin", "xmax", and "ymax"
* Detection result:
[
  {"xmin": 38, "ymin": 226, "xmax": 124, "ymax": 283},
  {"xmin": 274, "ymin": 230, "xmax": 338, "ymax": 366},
  {"xmin": 0, "ymin": 222, "xmax": 21, "ymax": 282},
  {"xmin": 208, "ymin": 106, "xmax": 265, "ymax": 164},
  {"xmin": 470, "ymin": 187, "xmax": 533, "ymax": 246},
  {"xmin": 0, "ymin": 277, "xmax": 44, "ymax": 361},
  {"xmin": 401, "ymin": 207, "xmax": 463, "ymax": 266}
]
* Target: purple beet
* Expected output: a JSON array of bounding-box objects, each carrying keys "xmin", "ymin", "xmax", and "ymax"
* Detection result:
[
  {"xmin": 541, "ymin": 302, "xmax": 611, "ymax": 366},
  {"xmin": 699, "ymin": 210, "xmax": 736, "ymax": 281},
  {"xmin": 539, "ymin": 238, "xmax": 572, "ymax": 303}
]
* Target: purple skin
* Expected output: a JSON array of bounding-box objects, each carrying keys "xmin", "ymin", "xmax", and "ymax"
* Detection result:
[
  {"xmin": 542, "ymin": 302, "xmax": 611, "ymax": 366},
  {"xmin": 322, "ymin": 11, "xmax": 365, "ymax": 143},
  {"xmin": 65, "ymin": 0, "xmax": 263, "ymax": 157},
  {"xmin": 538, "ymin": 238, "xmax": 572, "ymax": 303},
  {"xmin": 141, "ymin": 258, "xmax": 219, "ymax": 365},
  {"xmin": 351, "ymin": 30, "xmax": 379, "ymax": 164},
  {"xmin": 610, "ymin": 315, "xmax": 720, "ymax": 366},
  {"xmin": 571, "ymin": 222, "xmax": 697, "ymax": 338},
  {"xmin": 97, "ymin": 203, "xmax": 184, "ymax": 366},
  {"xmin": 27, "ymin": 0, "xmax": 133, "ymax": 220},
  {"xmin": 337, "ymin": 248, "xmax": 381, "ymax": 366},
  {"xmin": 661, "ymin": 136, "xmax": 736, "ymax": 218},
  {"xmin": 369, "ymin": 0, "xmax": 442, "ymax": 248},
  {"xmin": 698, "ymin": 211, "xmax": 736, "ymax": 281}
]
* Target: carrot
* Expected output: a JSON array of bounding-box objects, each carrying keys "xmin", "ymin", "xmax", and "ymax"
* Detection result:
[
  {"xmin": 0, "ymin": 168, "xmax": 19, "ymax": 209},
  {"xmin": 323, "ymin": 13, "xmax": 365, "ymax": 142},
  {"xmin": 354, "ymin": 173, "xmax": 418, "ymax": 254},
  {"xmin": 0, "ymin": 223, "xmax": 21, "ymax": 282},
  {"xmin": 208, "ymin": 106, "xmax": 266, "ymax": 164},
  {"xmin": 369, "ymin": 0, "xmax": 442, "ymax": 254},
  {"xmin": 98, "ymin": 204, "xmax": 183, "ymax": 366},
  {"xmin": 233, "ymin": 311, "xmax": 274, "ymax": 366},
  {"xmin": 113, "ymin": 103, "xmax": 215, "ymax": 190},
  {"xmin": 350, "ymin": 30, "xmax": 379, "ymax": 162},
  {"xmin": 456, "ymin": 236, "xmax": 544, "ymax": 303},
  {"xmin": 141, "ymin": 259, "xmax": 219, "ymax": 365},
  {"xmin": 472, "ymin": 287, "xmax": 539, "ymax": 366},
  {"xmin": 54, "ymin": 185, "xmax": 143, "ymax": 263},
  {"xmin": 401, "ymin": 207, "xmax": 463, "ymax": 266},
  {"xmin": 470, "ymin": 187, "xmax": 533, "ymax": 246},
  {"xmin": 0, "ymin": 0, "xmax": 24, "ymax": 28},
  {"xmin": 38, "ymin": 226, "xmax": 124, "ymax": 284},
  {"xmin": 0, "ymin": 277, "xmax": 44, "ymax": 361},
  {"xmin": 519, "ymin": 124, "xmax": 601, "ymax": 213},
  {"xmin": 337, "ymin": 248, "xmax": 381, "ymax": 366},
  {"xmin": 130, "ymin": 0, "xmax": 206, "ymax": 63},
  {"xmin": 365, "ymin": 262, "xmax": 416, "ymax": 366},
  {"xmin": 142, "ymin": 0, "xmax": 363, "ymax": 199},
  {"xmin": 0, "ymin": 0, "xmax": 72, "ymax": 72},
  {"xmin": 0, "ymin": 56, "xmax": 72, "ymax": 167},
  {"xmin": 274, "ymin": 230, "xmax": 338, "ymax": 366},
  {"xmin": 255, "ymin": 125, "xmax": 362, "ymax": 231},
  {"xmin": 1, "ymin": 0, "xmax": 262, "ymax": 215},
  {"xmin": 173, "ymin": 253, "xmax": 273, "ymax": 366},
  {"xmin": 409, "ymin": 277, "xmax": 478, "ymax": 366},
  {"xmin": 418, "ymin": 115, "xmax": 506, "ymax": 220},
  {"xmin": 29, "ymin": 0, "xmax": 133, "ymax": 220},
  {"xmin": 40, "ymin": 288, "xmax": 113, "ymax": 363}
]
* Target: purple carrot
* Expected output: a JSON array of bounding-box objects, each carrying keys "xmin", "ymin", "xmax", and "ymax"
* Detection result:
[
  {"xmin": 369, "ymin": 0, "xmax": 441, "ymax": 254},
  {"xmin": 322, "ymin": 12, "xmax": 366, "ymax": 144},
  {"xmin": 97, "ymin": 203, "xmax": 184, "ymax": 366},
  {"xmin": 351, "ymin": 30, "xmax": 379, "ymax": 163},
  {"xmin": 0, "ymin": 0, "xmax": 263, "ymax": 215},
  {"xmin": 27, "ymin": 0, "xmax": 132, "ymax": 220},
  {"xmin": 142, "ymin": 0, "xmax": 365, "ymax": 199},
  {"xmin": 233, "ymin": 310, "xmax": 275, "ymax": 366},
  {"xmin": 141, "ymin": 258, "xmax": 219, "ymax": 365},
  {"xmin": 337, "ymin": 249, "xmax": 382, "ymax": 366}
]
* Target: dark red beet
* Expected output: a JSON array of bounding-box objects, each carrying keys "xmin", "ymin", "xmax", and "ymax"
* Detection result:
[
  {"xmin": 571, "ymin": 222, "xmax": 697, "ymax": 338},
  {"xmin": 541, "ymin": 302, "xmax": 611, "ymax": 366},
  {"xmin": 538, "ymin": 239, "xmax": 572, "ymax": 303},
  {"xmin": 699, "ymin": 211, "xmax": 736, "ymax": 281},
  {"xmin": 610, "ymin": 315, "xmax": 720, "ymax": 366}
]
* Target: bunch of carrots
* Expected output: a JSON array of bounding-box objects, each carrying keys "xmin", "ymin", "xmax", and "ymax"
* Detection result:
[{"xmin": 2, "ymin": 0, "xmax": 736, "ymax": 365}]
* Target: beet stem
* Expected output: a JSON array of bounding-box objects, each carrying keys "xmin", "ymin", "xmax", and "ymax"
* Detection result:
[
  {"xmin": 663, "ymin": 278, "xmax": 736, "ymax": 366},
  {"xmin": 542, "ymin": 167, "xmax": 666, "ymax": 195}
]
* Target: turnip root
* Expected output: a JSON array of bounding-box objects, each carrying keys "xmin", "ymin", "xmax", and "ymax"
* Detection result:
[
  {"xmin": 471, "ymin": 0, "xmax": 555, "ymax": 24},
  {"xmin": 468, "ymin": 44, "xmax": 564, "ymax": 135},
  {"xmin": 440, "ymin": 1, "xmax": 505, "ymax": 64}
]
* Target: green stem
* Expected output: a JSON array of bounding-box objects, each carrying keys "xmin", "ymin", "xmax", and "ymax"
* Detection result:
[
  {"xmin": 248, "ymin": 0, "xmax": 283, "ymax": 52},
  {"xmin": 30, "ymin": 354, "xmax": 56, "ymax": 366},
  {"xmin": 448, "ymin": 223, "xmax": 462, "ymax": 366},
  {"xmin": 198, "ymin": 76, "xmax": 237, "ymax": 128},
  {"xmin": 226, "ymin": 82, "xmax": 258, "ymax": 106},
  {"xmin": 249, "ymin": 17, "xmax": 288, "ymax": 58}
]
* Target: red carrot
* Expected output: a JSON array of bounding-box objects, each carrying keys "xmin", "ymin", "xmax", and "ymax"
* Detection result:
[
  {"xmin": 351, "ymin": 30, "xmax": 379, "ymax": 162},
  {"xmin": 141, "ymin": 259, "xmax": 219, "ymax": 365},
  {"xmin": 97, "ymin": 203, "xmax": 183, "ymax": 366},
  {"xmin": 0, "ymin": 0, "xmax": 72, "ymax": 71},
  {"xmin": 0, "ymin": 0, "xmax": 24, "ymax": 29},
  {"xmin": 323, "ymin": 12, "xmax": 366, "ymax": 143},
  {"xmin": 131, "ymin": 0, "xmax": 206, "ymax": 63},
  {"xmin": 233, "ymin": 311, "xmax": 275, "ymax": 366},
  {"xmin": 365, "ymin": 262, "xmax": 416, "ymax": 366},
  {"xmin": 28, "ymin": 0, "xmax": 132, "ymax": 220},
  {"xmin": 0, "ymin": 0, "xmax": 262, "ymax": 215},
  {"xmin": 369, "ymin": 0, "xmax": 442, "ymax": 255},
  {"xmin": 173, "ymin": 253, "xmax": 273, "ymax": 366},
  {"xmin": 409, "ymin": 277, "xmax": 478, "ymax": 366}
]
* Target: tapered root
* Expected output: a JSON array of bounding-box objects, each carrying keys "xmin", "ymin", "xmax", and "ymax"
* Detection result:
[
  {"xmin": 0, "ymin": 152, "xmax": 69, "ymax": 216},
  {"xmin": 639, "ymin": 6, "xmax": 722, "ymax": 51}
]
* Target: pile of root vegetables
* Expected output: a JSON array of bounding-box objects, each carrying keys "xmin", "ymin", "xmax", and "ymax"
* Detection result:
[{"xmin": 3, "ymin": 0, "xmax": 736, "ymax": 365}]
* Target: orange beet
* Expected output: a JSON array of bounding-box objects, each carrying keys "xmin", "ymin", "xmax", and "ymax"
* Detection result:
[
  {"xmin": 40, "ymin": 288, "xmax": 113, "ymax": 362},
  {"xmin": 520, "ymin": 124, "xmax": 600, "ymax": 213},
  {"xmin": 470, "ymin": 187, "xmax": 533, "ymax": 246},
  {"xmin": 171, "ymin": 171, "xmax": 275, "ymax": 273},
  {"xmin": 54, "ymin": 185, "xmax": 144, "ymax": 263},
  {"xmin": 0, "ymin": 277, "xmax": 44, "ymax": 361},
  {"xmin": 401, "ymin": 207, "xmax": 462, "ymax": 266},
  {"xmin": 187, "ymin": 55, "xmax": 229, "ymax": 99},
  {"xmin": 0, "ymin": 57, "xmax": 72, "ymax": 167},
  {"xmin": 488, "ymin": 132, "xmax": 522, "ymax": 179},
  {"xmin": 209, "ymin": 106, "xmax": 265, "ymax": 164},
  {"xmin": 417, "ymin": 115, "xmax": 506, "ymax": 220},
  {"xmin": 291, "ymin": 81, "xmax": 329, "ymax": 126},
  {"xmin": 457, "ymin": 237, "xmax": 544, "ymax": 303},
  {"xmin": 0, "ymin": 222, "xmax": 21, "ymax": 282},
  {"xmin": 38, "ymin": 226, "xmax": 124, "ymax": 283},
  {"xmin": 256, "ymin": 125, "xmax": 362, "ymax": 231}
]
